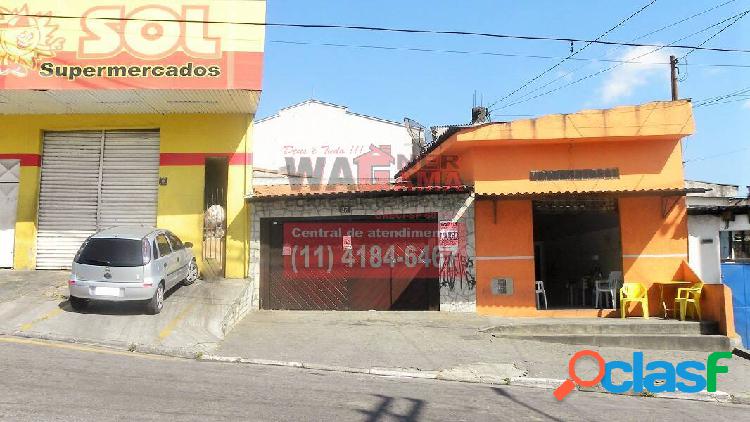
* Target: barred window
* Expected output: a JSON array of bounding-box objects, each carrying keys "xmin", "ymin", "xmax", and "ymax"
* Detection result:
[{"xmin": 721, "ymin": 231, "xmax": 750, "ymax": 262}]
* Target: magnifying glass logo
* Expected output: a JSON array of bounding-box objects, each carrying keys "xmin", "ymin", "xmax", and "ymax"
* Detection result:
[{"xmin": 553, "ymin": 350, "xmax": 606, "ymax": 401}]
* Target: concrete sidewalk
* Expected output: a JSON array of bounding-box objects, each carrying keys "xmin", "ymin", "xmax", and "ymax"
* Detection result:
[
  {"xmin": 0, "ymin": 270, "xmax": 253, "ymax": 354},
  {"xmin": 217, "ymin": 311, "xmax": 750, "ymax": 398},
  {"xmin": 0, "ymin": 270, "xmax": 69, "ymax": 302}
]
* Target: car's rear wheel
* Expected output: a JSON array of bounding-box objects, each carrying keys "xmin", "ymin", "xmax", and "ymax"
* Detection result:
[
  {"xmin": 146, "ymin": 282, "xmax": 164, "ymax": 315},
  {"xmin": 182, "ymin": 259, "xmax": 198, "ymax": 286},
  {"xmin": 69, "ymin": 296, "xmax": 88, "ymax": 312}
]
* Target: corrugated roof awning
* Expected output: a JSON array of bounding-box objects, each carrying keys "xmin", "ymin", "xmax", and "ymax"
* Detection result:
[
  {"xmin": 248, "ymin": 184, "xmax": 706, "ymax": 202},
  {"xmin": 475, "ymin": 187, "xmax": 707, "ymax": 200}
]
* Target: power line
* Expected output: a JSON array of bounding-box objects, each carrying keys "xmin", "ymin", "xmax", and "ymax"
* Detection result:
[
  {"xmin": 694, "ymin": 85, "xmax": 750, "ymax": 107},
  {"xmin": 491, "ymin": 9, "xmax": 750, "ymax": 111},
  {"xmin": 630, "ymin": 0, "xmax": 737, "ymax": 41},
  {"xmin": 1, "ymin": 11, "xmax": 750, "ymax": 54},
  {"xmin": 681, "ymin": 10, "xmax": 750, "ymax": 59},
  {"xmin": 270, "ymin": 39, "xmax": 750, "ymax": 68},
  {"xmin": 696, "ymin": 96, "xmax": 750, "ymax": 106},
  {"xmin": 682, "ymin": 84, "xmax": 750, "ymax": 165},
  {"xmin": 486, "ymin": 0, "xmax": 658, "ymax": 110},
  {"xmin": 684, "ymin": 147, "xmax": 750, "ymax": 164},
  {"xmin": 492, "ymin": 2, "xmax": 748, "ymax": 110}
]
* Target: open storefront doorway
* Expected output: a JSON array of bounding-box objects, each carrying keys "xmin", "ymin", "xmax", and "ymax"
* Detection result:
[{"xmin": 533, "ymin": 198, "xmax": 623, "ymax": 309}]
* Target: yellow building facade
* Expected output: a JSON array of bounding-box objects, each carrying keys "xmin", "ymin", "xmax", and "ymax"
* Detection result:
[{"xmin": 0, "ymin": 1, "xmax": 265, "ymax": 278}]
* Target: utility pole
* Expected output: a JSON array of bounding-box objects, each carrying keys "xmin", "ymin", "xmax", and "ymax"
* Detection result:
[{"xmin": 670, "ymin": 55, "xmax": 679, "ymax": 101}]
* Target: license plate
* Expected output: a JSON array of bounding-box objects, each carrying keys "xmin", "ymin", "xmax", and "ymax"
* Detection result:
[{"xmin": 94, "ymin": 287, "xmax": 121, "ymax": 297}]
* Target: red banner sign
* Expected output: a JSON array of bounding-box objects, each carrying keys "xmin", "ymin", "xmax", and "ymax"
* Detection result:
[
  {"xmin": 0, "ymin": 1, "xmax": 264, "ymax": 90},
  {"xmin": 283, "ymin": 222, "xmax": 465, "ymax": 280}
]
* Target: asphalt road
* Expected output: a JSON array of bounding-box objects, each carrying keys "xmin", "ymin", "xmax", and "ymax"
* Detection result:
[{"xmin": 1, "ymin": 337, "xmax": 747, "ymax": 422}]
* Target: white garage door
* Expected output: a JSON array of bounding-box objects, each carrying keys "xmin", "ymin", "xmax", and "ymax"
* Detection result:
[{"xmin": 36, "ymin": 130, "xmax": 160, "ymax": 270}]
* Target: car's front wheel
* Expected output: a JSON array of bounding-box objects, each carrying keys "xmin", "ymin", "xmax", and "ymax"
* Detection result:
[
  {"xmin": 69, "ymin": 296, "xmax": 88, "ymax": 312},
  {"xmin": 182, "ymin": 259, "xmax": 198, "ymax": 286},
  {"xmin": 146, "ymin": 282, "xmax": 164, "ymax": 315}
]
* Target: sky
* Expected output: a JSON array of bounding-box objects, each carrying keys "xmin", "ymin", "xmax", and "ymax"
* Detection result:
[{"xmin": 257, "ymin": 0, "xmax": 750, "ymax": 192}]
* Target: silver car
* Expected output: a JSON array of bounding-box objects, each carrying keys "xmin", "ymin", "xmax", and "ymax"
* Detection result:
[{"xmin": 68, "ymin": 226, "xmax": 199, "ymax": 314}]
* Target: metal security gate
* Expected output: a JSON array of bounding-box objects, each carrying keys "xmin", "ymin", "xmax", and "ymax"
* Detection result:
[
  {"xmin": 202, "ymin": 157, "xmax": 228, "ymax": 278},
  {"xmin": 203, "ymin": 203, "xmax": 226, "ymax": 278},
  {"xmin": 99, "ymin": 131, "xmax": 160, "ymax": 228},
  {"xmin": 0, "ymin": 159, "xmax": 20, "ymax": 268},
  {"xmin": 722, "ymin": 263, "xmax": 749, "ymax": 349},
  {"xmin": 36, "ymin": 130, "xmax": 159, "ymax": 269},
  {"xmin": 260, "ymin": 215, "xmax": 440, "ymax": 311}
]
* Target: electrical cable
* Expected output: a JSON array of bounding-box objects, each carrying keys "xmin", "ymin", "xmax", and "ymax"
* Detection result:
[
  {"xmin": 490, "ymin": 9, "xmax": 750, "ymax": 111},
  {"xmin": 269, "ymin": 39, "xmax": 750, "ymax": 68},
  {"xmin": 485, "ymin": 0, "xmax": 658, "ymax": 110},
  {"xmin": 681, "ymin": 10, "xmax": 750, "ymax": 59},
  {"xmin": 496, "ymin": 0, "xmax": 742, "ymax": 107},
  {"xmin": 1, "ymin": 11, "xmax": 749, "ymax": 54}
]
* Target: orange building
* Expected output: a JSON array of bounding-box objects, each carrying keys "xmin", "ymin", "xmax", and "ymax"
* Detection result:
[{"xmin": 398, "ymin": 100, "xmax": 735, "ymax": 335}]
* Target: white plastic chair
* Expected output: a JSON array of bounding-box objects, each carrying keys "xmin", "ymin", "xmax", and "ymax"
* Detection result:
[
  {"xmin": 594, "ymin": 271, "xmax": 622, "ymax": 310},
  {"xmin": 535, "ymin": 280, "xmax": 548, "ymax": 310}
]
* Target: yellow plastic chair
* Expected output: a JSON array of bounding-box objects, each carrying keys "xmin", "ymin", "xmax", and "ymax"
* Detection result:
[
  {"xmin": 674, "ymin": 282, "xmax": 703, "ymax": 321},
  {"xmin": 620, "ymin": 282, "xmax": 649, "ymax": 319}
]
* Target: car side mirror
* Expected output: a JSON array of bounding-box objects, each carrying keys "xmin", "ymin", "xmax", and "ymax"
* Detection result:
[{"xmin": 184, "ymin": 242, "xmax": 193, "ymax": 249}]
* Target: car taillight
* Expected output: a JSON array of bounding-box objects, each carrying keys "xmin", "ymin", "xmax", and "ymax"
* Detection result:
[
  {"xmin": 142, "ymin": 239, "xmax": 152, "ymax": 265},
  {"xmin": 68, "ymin": 279, "xmax": 75, "ymax": 285}
]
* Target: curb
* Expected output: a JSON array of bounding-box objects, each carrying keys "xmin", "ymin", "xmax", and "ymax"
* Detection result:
[
  {"xmin": 509, "ymin": 377, "xmax": 563, "ymax": 390},
  {"xmin": 731, "ymin": 394, "xmax": 750, "ymax": 406},
  {"xmin": 197, "ymin": 353, "xmax": 735, "ymax": 404},
  {"xmin": 372, "ymin": 367, "xmax": 439, "ymax": 379},
  {"xmin": 2, "ymin": 331, "xmax": 740, "ymax": 405},
  {"xmin": 5, "ymin": 330, "xmax": 203, "ymax": 360},
  {"xmin": 198, "ymin": 354, "xmax": 437, "ymax": 379},
  {"xmin": 653, "ymin": 390, "xmax": 732, "ymax": 403}
]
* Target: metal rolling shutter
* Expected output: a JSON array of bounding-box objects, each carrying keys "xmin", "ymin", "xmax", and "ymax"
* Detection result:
[
  {"xmin": 36, "ymin": 132, "xmax": 103, "ymax": 269},
  {"xmin": 36, "ymin": 130, "xmax": 160, "ymax": 269},
  {"xmin": 99, "ymin": 131, "xmax": 159, "ymax": 229}
]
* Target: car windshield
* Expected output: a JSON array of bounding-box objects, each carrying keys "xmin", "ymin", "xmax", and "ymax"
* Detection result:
[{"xmin": 76, "ymin": 238, "xmax": 144, "ymax": 267}]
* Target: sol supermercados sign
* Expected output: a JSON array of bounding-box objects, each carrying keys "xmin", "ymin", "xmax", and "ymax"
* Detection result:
[{"xmin": 0, "ymin": 1, "xmax": 264, "ymax": 89}]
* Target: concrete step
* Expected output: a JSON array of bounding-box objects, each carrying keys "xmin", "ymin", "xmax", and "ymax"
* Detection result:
[
  {"xmin": 482, "ymin": 320, "xmax": 719, "ymax": 336},
  {"xmin": 491, "ymin": 333, "xmax": 731, "ymax": 352}
]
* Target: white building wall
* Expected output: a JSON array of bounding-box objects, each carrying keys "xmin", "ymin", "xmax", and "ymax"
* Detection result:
[
  {"xmin": 688, "ymin": 213, "xmax": 750, "ymax": 283},
  {"xmin": 688, "ymin": 215, "xmax": 722, "ymax": 283},
  {"xmin": 253, "ymin": 100, "xmax": 413, "ymax": 186}
]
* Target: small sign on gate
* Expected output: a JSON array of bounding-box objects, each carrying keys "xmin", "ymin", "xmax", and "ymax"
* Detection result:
[
  {"xmin": 342, "ymin": 235, "xmax": 352, "ymax": 250},
  {"xmin": 439, "ymin": 221, "xmax": 460, "ymax": 252},
  {"xmin": 282, "ymin": 244, "xmax": 292, "ymax": 256}
]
